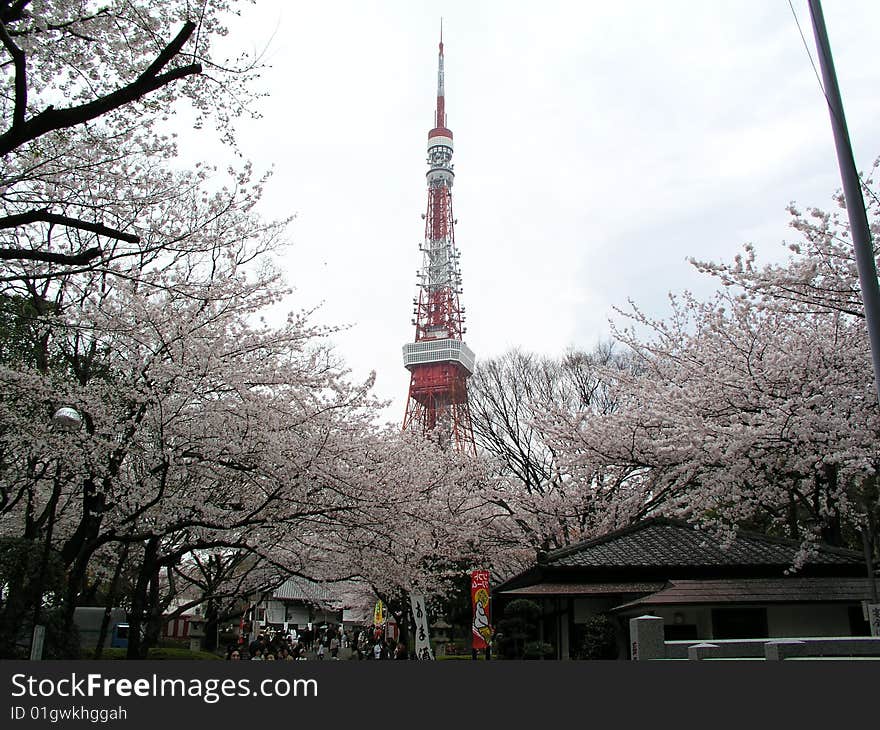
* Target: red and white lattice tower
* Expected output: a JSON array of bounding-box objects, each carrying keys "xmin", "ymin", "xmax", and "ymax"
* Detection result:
[{"xmin": 402, "ymin": 30, "xmax": 476, "ymax": 455}]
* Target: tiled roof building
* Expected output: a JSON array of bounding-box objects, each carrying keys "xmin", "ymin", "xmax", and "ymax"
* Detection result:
[{"xmin": 493, "ymin": 518, "xmax": 875, "ymax": 660}]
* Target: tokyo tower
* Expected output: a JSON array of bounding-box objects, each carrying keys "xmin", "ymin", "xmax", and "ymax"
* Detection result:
[{"xmin": 401, "ymin": 30, "xmax": 476, "ymax": 455}]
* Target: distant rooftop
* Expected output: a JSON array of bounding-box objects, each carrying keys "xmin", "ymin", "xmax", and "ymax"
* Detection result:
[
  {"xmin": 270, "ymin": 576, "xmax": 333, "ymax": 604},
  {"xmin": 613, "ymin": 577, "xmax": 877, "ymax": 612},
  {"xmin": 541, "ymin": 518, "xmax": 864, "ymax": 570}
]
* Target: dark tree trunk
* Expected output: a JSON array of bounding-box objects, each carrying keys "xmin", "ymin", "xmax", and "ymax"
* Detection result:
[
  {"xmin": 94, "ymin": 544, "xmax": 129, "ymax": 659},
  {"xmin": 787, "ymin": 493, "xmax": 799, "ymax": 540},
  {"xmin": 819, "ymin": 465, "xmax": 844, "ymax": 546},
  {"xmin": 59, "ymin": 478, "xmax": 106, "ymax": 640},
  {"xmin": 0, "ymin": 544, "xmax": 39, "ymax": 657},
  {"xmin": 204, "ymin": 598, "xmax": 219, "ymax": 652},
  {"xmin": 126, "ymin": 537, "xmax": 158, "ymax": 660}
]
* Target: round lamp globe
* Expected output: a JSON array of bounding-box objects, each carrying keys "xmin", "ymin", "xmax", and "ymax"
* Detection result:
[{"xmin": 52, "ymin": 407, "xmax": 82, "ymax": 431}]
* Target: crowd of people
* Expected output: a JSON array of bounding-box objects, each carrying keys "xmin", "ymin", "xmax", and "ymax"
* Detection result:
[{"xmin": 225, "ymin": 624, "xmax": 410, "ymax": 661}]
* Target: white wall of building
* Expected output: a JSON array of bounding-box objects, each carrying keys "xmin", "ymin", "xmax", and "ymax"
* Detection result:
[
  {"xmin": 284, "ymin": 604, "xmax": 310, "ymax": 626},
  {"xmin": 266, "ymin": 600, "xmax": 285, "ymax": 625},
  {"xmin": 766, "ymin": 604, "xmax": 853, "ymax": 637}
]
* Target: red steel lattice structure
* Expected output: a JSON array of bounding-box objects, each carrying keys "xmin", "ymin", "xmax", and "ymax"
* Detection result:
[{"xmin": 402, "ymin": 32, "xmax": 476, "ymax": 455}]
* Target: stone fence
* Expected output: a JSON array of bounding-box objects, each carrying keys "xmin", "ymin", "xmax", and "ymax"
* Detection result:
[{"xmin": 629, "ymin": 615, "xmax": 880, "ymax": 660}]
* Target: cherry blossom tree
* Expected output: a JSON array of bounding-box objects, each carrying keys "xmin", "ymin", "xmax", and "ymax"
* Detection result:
[
  {"xmin": 538, "ymin": 167, "xmax": 880, "ymax": 574},
  {"xmin": 0, "ymin": 2, "xmax": 393, "ymax": 656},
  {"xmin": 0, "ymin": 202, "xmax": 394, "ymax": 656},
  {"xmin": 689, "ymin": 158, "xmax": 880, "ymax": 320},
  {"xmin": 276, "ymin": 430, "xmax": 501, "ymax": 640},
  {"xmin": 0, "ymin": 0, "xmax": 262, "ymax": 273}
]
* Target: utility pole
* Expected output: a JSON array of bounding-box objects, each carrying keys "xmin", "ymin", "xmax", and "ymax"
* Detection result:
[
  {"xmin": 807, "ymin": 0, "xmax": 879, "ymax": 610},
  {"xmin": 808, "ymin": 0, "xmax": 880, "ymax": 404}
]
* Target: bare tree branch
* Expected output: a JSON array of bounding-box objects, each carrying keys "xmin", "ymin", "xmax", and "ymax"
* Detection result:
[
  {"xmin": 0, "ymin": 13, "xmax": 27, "ymax": 128},
  {"xmin": 0, "ymin": 2, "xmax": 32, "ymax": 25},
  {"xmin": 0, "ymin": 245, "xmax": 101, "ymax": 265},
  {"xmin": 0, "ymin": 21, "xmax": 201, "ymax": 157},
  {"xmin": 0, "ymin": 208, "xmax": 139, "ymax": 242},
  {"xmin": 138, "ymin": 19, "xmax": 196, "ymax": 81}
]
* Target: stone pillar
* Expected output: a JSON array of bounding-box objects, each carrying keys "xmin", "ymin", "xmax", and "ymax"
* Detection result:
[
  {"xmin": 629, "ymin": 615, "xmax": 665, "ymax": 660},
  {"xmin": 687, "ymin": 642, "xmax": 719, "ymax": 660},
  {"xmin": 189, "ymin": 618, "xmax": 205, "ymax": 654},
  {"xmin": 765, "ymin": 639, "xmax": 807, "ymax": 661}
]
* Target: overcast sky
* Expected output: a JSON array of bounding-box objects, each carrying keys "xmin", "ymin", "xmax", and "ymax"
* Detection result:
[{"xmin": 207, "ymin": 1, "xmax": 880, "ymax": 422}]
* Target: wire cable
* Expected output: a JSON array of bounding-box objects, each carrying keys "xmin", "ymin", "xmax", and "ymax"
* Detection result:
[{"xmin": 786, "ymin": 0, "xmax": 880, "ymax": 209}]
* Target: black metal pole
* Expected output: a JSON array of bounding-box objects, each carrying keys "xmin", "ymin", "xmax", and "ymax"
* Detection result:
[
  {"xmin": 807, "ymin": 0, "xmax": 880, "ymax": 401},
  {"xmin": 807, "ymin": 0, "xmax": 880, "ymax": 611}
]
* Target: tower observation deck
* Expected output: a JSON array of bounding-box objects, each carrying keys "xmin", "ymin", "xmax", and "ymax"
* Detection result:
[{"xmin": 401, "ymin": 30, "xmax": 476, "ymax": 454}]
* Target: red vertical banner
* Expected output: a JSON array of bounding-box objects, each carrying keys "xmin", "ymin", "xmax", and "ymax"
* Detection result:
[{"xmin": 470, "ymin": 569, "xmax": 492, "ymax": 650}]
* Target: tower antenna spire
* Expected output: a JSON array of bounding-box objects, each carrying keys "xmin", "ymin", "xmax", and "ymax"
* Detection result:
[{"xmin": 436, "ymin": 19, "xmax": 445, "ymax": 127}]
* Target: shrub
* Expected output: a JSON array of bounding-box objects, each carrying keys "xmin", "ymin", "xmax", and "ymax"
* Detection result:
[
  {"xmin": 496, "ymin": 599, "xmax": 543, "ymax": 659},
  {"xmin": 577, "ymin": 615, "xmax": 619, "ymax": 660},
  {"xmin": 522, "ymin": 641, "xmax": 555, "ymax": 660}
]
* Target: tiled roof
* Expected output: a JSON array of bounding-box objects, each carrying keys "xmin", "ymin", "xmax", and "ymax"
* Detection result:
[
  {"xmin": 543, "ymin": 518, "xmax": 864, "ymax": 569},
  {"xmin": 271, "ymin": 576, "xmax": 333, "ymax": 604},
  {"xmin": 612, "ymin": 577, "xmax": 876, "ymax": 611}
]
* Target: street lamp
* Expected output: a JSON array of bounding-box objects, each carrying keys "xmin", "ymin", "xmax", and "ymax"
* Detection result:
[
  {"xmin": 52, "ymin": 406, "xmax": 83, "ymax": 432},
  {"xmin": 30, "ymin": 406, "xmax": 83, "ymax": 660}
]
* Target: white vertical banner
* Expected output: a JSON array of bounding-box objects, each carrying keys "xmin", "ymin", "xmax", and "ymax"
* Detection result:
[
  {"xmin": 29, "ymin": 625, "xmax": 45, "ymax": 661},
  {"xmin": 409, "ymin": 593, "xmax": 434, "ymax": 660},
  {"xmin": 868, "ymin": 603, "xmax": 880, "ymax": 637}
]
